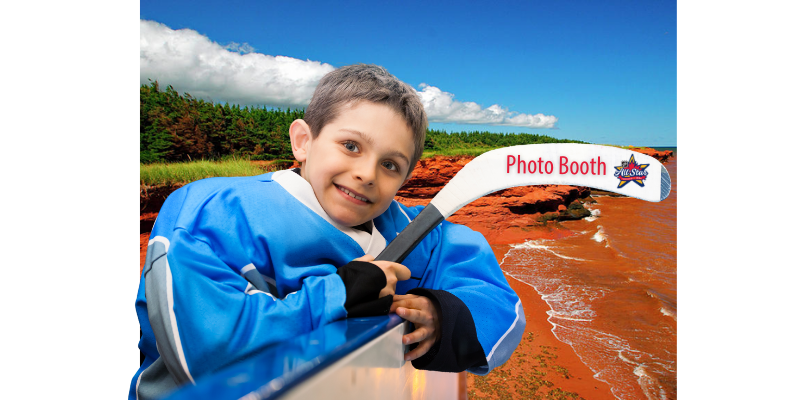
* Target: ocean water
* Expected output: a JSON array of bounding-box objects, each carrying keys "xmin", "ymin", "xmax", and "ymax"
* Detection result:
[{"xmin": 500, "ymin": 153, "xmax": 677, "ymax": 400}]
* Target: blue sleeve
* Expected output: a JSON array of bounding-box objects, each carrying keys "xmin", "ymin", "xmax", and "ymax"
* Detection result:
[{"xmin": 142, "ymin": 192, "xmax": 348, "ymax": 384}]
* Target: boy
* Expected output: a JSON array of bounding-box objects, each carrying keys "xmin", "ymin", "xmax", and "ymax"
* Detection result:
[{"xmin": 132, "ymin": 64, "xmax": 525, "ymax": 399}]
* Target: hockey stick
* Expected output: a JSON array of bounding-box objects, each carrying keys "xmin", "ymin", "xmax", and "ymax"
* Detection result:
[{"xmin": 376, "ymin": 143, "xmax": 672, "ymax": 265}]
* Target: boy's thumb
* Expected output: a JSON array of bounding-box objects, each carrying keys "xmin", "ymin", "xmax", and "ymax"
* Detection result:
[{"xmin": 395, "ymin": 264, "xmax": 411, "ymax": 281}]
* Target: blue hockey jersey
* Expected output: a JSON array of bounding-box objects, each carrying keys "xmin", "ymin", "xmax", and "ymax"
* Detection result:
[{"xmin": 130, "ymin": 170, "xmax": 525, "ymax": 399}]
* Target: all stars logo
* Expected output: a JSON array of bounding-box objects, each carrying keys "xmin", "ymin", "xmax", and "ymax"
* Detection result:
[{"xmin": 614, "ymin": 155, "xmax": 649, "ymax": 188}]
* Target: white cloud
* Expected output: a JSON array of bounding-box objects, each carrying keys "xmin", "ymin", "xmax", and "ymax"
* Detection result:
[
  {"xmin": 140, "ymin": 20, "xmax": 334, "ymax": 108},
  {"xmin": 417, "ymin": 84, "xmax": 558, "ymax": 129},
  {"xmin": 140, "ymin": 20, "xmax": 558, "ymax": 128}
]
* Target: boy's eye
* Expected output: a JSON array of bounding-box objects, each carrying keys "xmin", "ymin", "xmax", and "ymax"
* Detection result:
[
  {"xmin": 343, "ymin": 141, "xmax": 359, "ymax": 152},
  {"xmin": 382, "ymin": 161, "xmax": 398, "ymax": 172}
]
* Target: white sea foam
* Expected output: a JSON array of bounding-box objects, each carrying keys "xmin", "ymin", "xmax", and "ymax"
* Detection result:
[
  {"xmin": 660, "ymin": 307, "xmax": 677, "ymax": 320},
  {"xmin": 634, "ymin": 365, "xmax": 667, "ymax": 400},
  {"xmin": 618, "ymin": 351, "xmax": 636, "ymax": 365},
  {"xmin": 583, "ymin": 206, "xmax": 601, "ymax": 221},
  {"xmin": 592, "ymin": 226, "xmax": 608, "ymax": 244},
  {"xmin": 646, "ymin": 290, "xmax": 678, "ymax": 321},
  {"xmin": 511, "ymin": 240, "xmax": 587, "ymax": 261}
]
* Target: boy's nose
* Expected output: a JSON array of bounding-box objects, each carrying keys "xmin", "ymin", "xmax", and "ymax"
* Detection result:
[{"xmin": 353, "ymin": 163, "xmax": 376, "ymax": 186}]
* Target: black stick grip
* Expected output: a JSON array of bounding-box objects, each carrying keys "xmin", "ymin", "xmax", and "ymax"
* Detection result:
[{"xmin": 376, "ymin": 204, "xmax": 444, "ymax": 264}]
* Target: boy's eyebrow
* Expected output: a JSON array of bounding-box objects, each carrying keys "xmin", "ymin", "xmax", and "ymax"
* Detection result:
[
  {"xmin": 339, "ymin": 128, "xmax": 411, "ymax": 165},
  {"xmin": 340, "ymin": 129, "xmax": 375, "ymax": 145},
  {"xmin": 386, "ymin": 150, "xmax": 411, "ymax": 167}
]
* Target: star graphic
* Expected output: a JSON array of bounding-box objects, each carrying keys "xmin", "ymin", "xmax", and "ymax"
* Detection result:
[{"xmin": 614, "ymin": 155, "xmax": 649, "ymax": 188}]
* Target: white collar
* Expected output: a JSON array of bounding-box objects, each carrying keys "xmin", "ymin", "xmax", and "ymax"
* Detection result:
[{"xmin": 271, "ymin": 169, "xmax": 387, "ymax": 257}]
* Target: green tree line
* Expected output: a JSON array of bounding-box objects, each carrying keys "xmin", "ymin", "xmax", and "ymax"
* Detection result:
[{"xmin": 141, "ymin": 81, "xmax": 585, "ymax": 163}]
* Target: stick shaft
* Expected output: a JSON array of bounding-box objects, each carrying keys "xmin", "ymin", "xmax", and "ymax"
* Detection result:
[{"xmin": 375, "ymin": 204, "xmax": 444, "ymax": 264}]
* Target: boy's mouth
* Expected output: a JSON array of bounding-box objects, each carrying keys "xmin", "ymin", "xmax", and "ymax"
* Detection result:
[{"xmin": 335, "ymin": 184, "xmax": 372, "ymax": 203}]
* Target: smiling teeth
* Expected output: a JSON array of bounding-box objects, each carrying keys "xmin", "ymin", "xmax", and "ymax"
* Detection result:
[{"xmin": 339, "ymin": 186, "xmax": 369, "ymax": 202}]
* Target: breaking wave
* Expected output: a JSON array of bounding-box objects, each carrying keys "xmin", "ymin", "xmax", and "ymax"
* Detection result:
[{"xmin": 511, "ymin": 240, "xmax": 588, "ymax": 261}]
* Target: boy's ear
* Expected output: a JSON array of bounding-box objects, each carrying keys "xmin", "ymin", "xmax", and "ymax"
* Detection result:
[{"xmin": 289, "ymin": 119, "xmax": 312, "ymax": 163}]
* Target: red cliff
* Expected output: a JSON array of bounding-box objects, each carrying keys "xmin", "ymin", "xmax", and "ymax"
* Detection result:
[{"xmin": 626, "ymin": 146, "xmax": 673, "ymax": 162}]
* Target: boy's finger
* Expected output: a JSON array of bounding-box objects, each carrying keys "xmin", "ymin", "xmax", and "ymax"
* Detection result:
[
  {"xmin": 395, "ymin": 307, "xmax": 432, "ymax": 325},
  {"xmin": 389, "ymin": 300, "xmax": 407, "ymax": 313},
  {"xmin": 355, "ymin": 254, "xmax": 375, "ymax": 262},
  {"xmin": 402, "ymin": 326, "xmax": 432, "ymax": 345},
  {"xmin": 390, "ymin": 296, "xmax": 423, "ymax": 313},
  {"xmin": 404, "ymin": 338, "xmax": 435, "ymax": 362},
  {"xmin": 393, "ymin": 264, "xmax": 411, "ymax": 281}
]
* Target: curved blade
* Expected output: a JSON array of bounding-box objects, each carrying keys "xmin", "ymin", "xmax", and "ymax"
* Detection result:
[{"xmin": 430, "ymin": 143, "xmax": 671, "ymax": 218}]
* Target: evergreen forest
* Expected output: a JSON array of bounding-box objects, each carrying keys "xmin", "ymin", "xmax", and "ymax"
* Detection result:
[{"xmin": 140, "ymin": 81, "xmax": 586, "ymax": 164}]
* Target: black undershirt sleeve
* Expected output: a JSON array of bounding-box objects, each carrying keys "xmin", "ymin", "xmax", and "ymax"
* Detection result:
[
  {"xmin": 405, "ymin": 288, "xmax": 487, "ymax": 372},
  {"xmin": 336, "ymin": 260, "xmax": 393, "ymax": 318}
]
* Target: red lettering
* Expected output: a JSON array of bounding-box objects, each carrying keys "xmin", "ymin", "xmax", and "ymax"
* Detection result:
[
  {"xmin": 507, "ymin": 155, "xmax": 515, "ymax": 173},
  {"xmin": 537, "ymin": 157, "xmax": 544, "ymax": 173},
  {"xmin": 580, "ymin": 161, "xmax": 589, "ymax": 175},
  {"xmin": 517, "ymin": 155, "xmax": 523, "ymax": 174},
  {"xmin": 590, "ymin": 158, "xmax": 597, "ymax": 175},
  {"xmin": 598, "ymin": 156, "xmax": 606, "ymax": 175},
  {"xmin": 528, "ymin": 160, "xmax": 537, "ymax": 173},
  {"xmin": 570, "ymin": 161, "xmax": 578, "ymax": 175},
  {"xmin": 545, "ymin": 161, "xmax": 553, "ymax": 174},
  {"xmin": 559, "ymin": 156, "xmax": 568, "ymax": 174}
]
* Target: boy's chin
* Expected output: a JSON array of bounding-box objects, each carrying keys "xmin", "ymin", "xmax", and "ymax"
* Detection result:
[
  {"xmin": 341, "ymin": 217, "xmax": 371, "ymax": 228},
  {"xmin": 327, "ymin": 211, "xmax": 371, "ymax": 229},
  {"xmin": 326, "ymin": 201, "xmax": 390, "ymax": 228}
]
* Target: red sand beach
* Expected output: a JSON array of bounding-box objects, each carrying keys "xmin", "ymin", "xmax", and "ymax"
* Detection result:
[{"xmin": 466, "ymin": 243, "xmax": 616, "ymax": 399}]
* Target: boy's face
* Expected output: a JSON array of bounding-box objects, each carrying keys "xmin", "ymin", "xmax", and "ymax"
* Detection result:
[{"xmin": 292, "ymin": 101, "xmax": 415, "ymax": 227}]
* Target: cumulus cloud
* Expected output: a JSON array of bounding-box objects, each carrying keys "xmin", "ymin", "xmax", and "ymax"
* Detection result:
[
  {"xmin": 417, "ymin": 84, "xmax": 558, "ymax": 129},
  {"xmin": 140, "ymin": 20, "xmax": 558, "ymax": 128},
  {"xmin": 140, "ymin": 20, "xmax": 334, "ymax": 108}
]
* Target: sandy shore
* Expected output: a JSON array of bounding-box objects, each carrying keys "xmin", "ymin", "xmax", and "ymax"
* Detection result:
[{"xmin": 465, "ymin": 245, "xmax": 616, "ymax": 400}]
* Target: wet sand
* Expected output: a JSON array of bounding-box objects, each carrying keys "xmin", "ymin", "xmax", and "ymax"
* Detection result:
[{"xmin": 465, "ymin": 245, "xmax": 616, "ymax": 400}]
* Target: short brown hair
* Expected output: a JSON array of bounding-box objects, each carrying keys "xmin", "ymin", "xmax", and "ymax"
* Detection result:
[{"xmin": 304, "ymin": 64, "xmax": 428, "ymax": 172}]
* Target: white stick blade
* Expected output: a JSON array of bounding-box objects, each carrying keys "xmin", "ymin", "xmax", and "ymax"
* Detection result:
[{"xmin": 430, "ymin": 144, "xmax": 671, "ymax": 218}]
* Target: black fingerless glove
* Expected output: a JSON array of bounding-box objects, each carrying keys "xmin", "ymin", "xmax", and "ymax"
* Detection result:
[
  {"xmin": 336, "ymin": 260, "xmax": 393, "ymax": 318},
  {"xmin": 405, "ymin": 288, "xmax": 487, "ymax": 372}
]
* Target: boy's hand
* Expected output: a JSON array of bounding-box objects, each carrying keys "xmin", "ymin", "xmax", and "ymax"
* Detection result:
[
  {"xmin": 390, "ymin": 294, "xmax": 442, "ymax": 361},
  {"xmin": 353, "ymin": 254, "xmax": 411, "ymax": 297}
]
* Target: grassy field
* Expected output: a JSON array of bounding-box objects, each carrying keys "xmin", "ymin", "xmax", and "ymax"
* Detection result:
[{"xmin": 140, "ymin": 158, "xmax": 272, "ymax": 186}]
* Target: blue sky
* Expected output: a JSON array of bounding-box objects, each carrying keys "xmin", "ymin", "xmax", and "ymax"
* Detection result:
[{"xmin": 140, "ymin": 0, "xmax": 676, "ymax": 146}]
